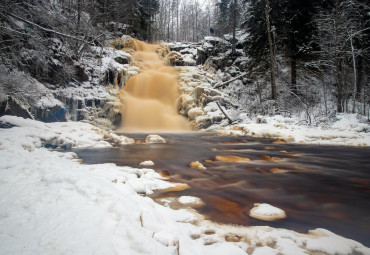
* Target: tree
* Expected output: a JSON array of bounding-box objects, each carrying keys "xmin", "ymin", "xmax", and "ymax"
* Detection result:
[
  {"xmin": 315, "ymin": 0, "xmax": 369, "ymax": 112},
  {"xmin": 265, "ymin": 0, "xmax": 277, "ymax": 101},
  {"xmin": 275, "ymin": 0, "xmax": 320, "ymax": 94}
]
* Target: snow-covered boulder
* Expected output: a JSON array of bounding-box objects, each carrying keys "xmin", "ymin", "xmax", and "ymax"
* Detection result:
[
  {"xmin": 139, "ymin": 160, "xmax": 155, "ymax": 166},
  {"xmin": 249, "ymin": 203, "xmax": 287, "ymax": 221},
  {"xmin": 145, "ymin": 135, "xmax": 166, "ymax": 144},
  {"xmin": 189, "ymin": 161, "xmax": 207, "ymax": 170},
  {"xmin": 187, "ymin": 108, "xmax": 204, "ymax": 120}
]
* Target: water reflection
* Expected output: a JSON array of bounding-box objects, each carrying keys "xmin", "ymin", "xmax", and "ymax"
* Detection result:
[{"xmin": 74, "ymin": 133, "xmax": 370, "ymax": 246}]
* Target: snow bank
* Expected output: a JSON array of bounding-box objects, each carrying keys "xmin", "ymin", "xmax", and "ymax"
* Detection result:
[
  {"xmin": 1, "ymin": 116, "xmax": 369, "ymax": 255},
  {"xmin": 218, "ymin": 114, "xmax": 370, "ymax": 147}
]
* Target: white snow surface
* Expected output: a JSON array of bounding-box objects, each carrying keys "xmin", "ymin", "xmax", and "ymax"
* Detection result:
[
  {"xmin": 218, "ymin": 114, "xmax": 370, "ymax": 146},
  {"xmin": 178, "ymin": 196, "xmax": 203, "ymax": 205},
  {"xmin": 1, "ymin": 116, "xmax": 370, "ymax": 255},
  {"xmin": 249, "ymin": 203, "xmax": 287, "ymax": 221},
  {"xmin": 250, "ymin": 203, "xmax": 286, "ymax": 216},
  {"xmin": 140, "ymin": 160, "xmax": 155, "ymax": 166}
]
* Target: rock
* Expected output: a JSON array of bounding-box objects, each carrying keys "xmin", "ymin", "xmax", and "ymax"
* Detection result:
[
  {"xmin": 249, "ymin": 203, "xmax": 287, "ymax": 221},
  {"xmin": 162, "ymin": 183, "xmax": 190, "ymax": 192},
  {"xmin": 165, "ymin": 51, "xmax": 183, "ymax": 66},
  {"xmin": 225, "ymin": 234, "xmax": 241, "ymax": 242},
  {"xmin": 139, "ymin": 160, "xmax": 155, "ymax": 166},
  {"xmin": 187, "ymin": 108, "xmax": 204, "ymax": 120},
  {"xmin": 178, "ymin": 196, "xmax": 203, "ymax": 205},
  {"xmin": 189, "ymin": 161, "xmax": 207, "ymax": 170},
  {"xmin": 195, "ymin": 115, "xmax": 213, "ymax": 129},
  {"xmin": 145, "ymin": 135, "xmax": 166, "ymax": 144},
  {"xmin": 215, "ymin": 155, "xmax": 250, "ymax": 162},
  {"xmin": 114, "ymin": 56, "xmax": 129, "ymax": 65}
]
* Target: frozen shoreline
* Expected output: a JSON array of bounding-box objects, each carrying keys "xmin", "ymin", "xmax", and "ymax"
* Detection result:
[
  {"xmin": 0, "ymin": 115, "xmax": 369, "ymax": 255},
  {"xmin": 214, "ymin": 113, "xmax": 370, "ymax": 147}
]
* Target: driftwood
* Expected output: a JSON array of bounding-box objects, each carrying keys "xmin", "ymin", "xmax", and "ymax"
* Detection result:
[
  {"xmin": 216, "ymin": 101, "xmax": 233, "ymax": 124},
  {"xmin": 213, "ymin": 73, "xmax": 248, "ymax": 89}
]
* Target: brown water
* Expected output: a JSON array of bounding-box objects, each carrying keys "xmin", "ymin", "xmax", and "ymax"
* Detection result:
[
  {"xmin": 119, "ymin": 39, "xmax": 189, "ymax": 132},
  {"xmin": 74, "ymin": 133, "xmax": 370, "ymax": 246}
]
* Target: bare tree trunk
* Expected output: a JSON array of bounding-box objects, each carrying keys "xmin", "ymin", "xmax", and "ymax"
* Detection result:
[
  {"xmin": 216, "ymin": 101, "xmax": 233, "ymax": 123},
  {"xmin": 176, "ymin": 0, "xmax": 179, "ymax": 42},
  {"xmin": 231, "ymin": 0, "xmax": 237, "ymax": 57},
  {"xmin": 77, "ymin": 0, "xmax": 81, "ymax": 29},
  {"xmin": 257, "ymin": 80, "xmax": 265, "ymax": 115},
  {"xmin": 350, "ymin": 33, "xmax": 357, "ymax": 113},
  {"xmin": 336, "ymin": 57, "xmax": 343, "ymax": 112},
  {"xmin": 265, "ymin": 0, "xmax": 277, "ymax": 101},
  {"xmin": 290, "ymin": 57, "xmax": 298, "ymax": 94}
]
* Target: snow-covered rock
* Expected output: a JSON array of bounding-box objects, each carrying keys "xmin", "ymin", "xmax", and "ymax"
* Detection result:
[
  {"xmin": 249, "ymin": 203, "xmax": 287, "ymax": 221},
  {"xmin": 189, "ymin": 161, "xmax": 207, "ymax": 170},
  {"xmin": 178, "ymin": 196, "xmax": 203, "ymax": 206},
  {"xmin": 140, "ymin": 160, "xmax": 155, "ymax": 166},
  {"xmin": 187, "ymin": 107, "xmax": 204, "ymax": 120},
  {"xmin": 145, "ymin": 135, "xmax": 166, "ymax": 144}
]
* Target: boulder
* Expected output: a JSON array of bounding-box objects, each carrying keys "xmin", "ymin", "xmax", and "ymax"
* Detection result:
[
  {"xmin": 249, "ymin": 203, "xmax": 287, "ymax": 221},
  {"xmin": 145, "ymin": 135, "xmax": 166, "ymax": 144}
]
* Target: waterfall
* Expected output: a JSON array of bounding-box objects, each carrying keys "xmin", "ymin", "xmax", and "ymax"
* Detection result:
[{"xmin": 119, "ymin": 39, "xmax": 189, "ymax": 132}]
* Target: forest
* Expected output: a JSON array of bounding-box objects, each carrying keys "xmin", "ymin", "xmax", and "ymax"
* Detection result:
[{"xmin": 1, "ymin": 0, "xmax": 369, "ymax": 122}]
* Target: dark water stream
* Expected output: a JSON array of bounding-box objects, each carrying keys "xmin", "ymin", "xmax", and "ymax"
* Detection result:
[{"xmin": 74, "ymin": 132, "xmax": 370, "ymax": 246}]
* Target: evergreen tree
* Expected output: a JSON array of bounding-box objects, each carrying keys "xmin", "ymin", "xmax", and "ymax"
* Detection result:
[
  {"xmin": 215, "ymin": 0, "xmax": 231, "ymax": 36},
  {"xmin": 276, "ymin": 0, "xmax": 320, "ymax": 94},
  {"xmin": 242, "ymin": 0, "xmax": 321, "ymax": 94},
  {"xmin": 241, "ymin": 0, "xmax": 272, "ymax": 74}
]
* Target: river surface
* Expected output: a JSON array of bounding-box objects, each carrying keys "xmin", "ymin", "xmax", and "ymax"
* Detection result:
[{"xmin": 74, "ymin": 132, "xmax": 370, "ymax": 246}]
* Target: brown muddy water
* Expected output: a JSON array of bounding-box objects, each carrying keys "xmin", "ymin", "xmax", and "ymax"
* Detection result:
[{"xmin": 74, "ymin": 132, "xmax": 370, "ymax": 246}]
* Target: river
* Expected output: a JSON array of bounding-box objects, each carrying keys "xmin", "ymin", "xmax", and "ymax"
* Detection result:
[{"xmin": 74, "ymin": 132, "xmax": 370, "ymax": 246}]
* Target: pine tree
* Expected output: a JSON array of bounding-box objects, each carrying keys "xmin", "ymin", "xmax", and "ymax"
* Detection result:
[
  {"xmin": 275, "ymin": 0, "xmax": 320, "ymax": 94},
  {"xmin": 215, "ymin": 0, "xmax": 231, "ymax": 36}
]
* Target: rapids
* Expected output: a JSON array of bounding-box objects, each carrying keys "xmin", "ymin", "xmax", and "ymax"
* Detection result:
[
  {"xmin": 74, "ymin": 133, "xmax": 370, "ymax": 246},
  {"xmin": 119, "ymin": 39, "xmax": 189, "ymax": 132}
]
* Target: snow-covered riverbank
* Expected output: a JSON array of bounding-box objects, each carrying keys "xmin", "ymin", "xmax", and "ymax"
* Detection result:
[
  {"xmin": 216, "ymin": 113, "xmax": 370, "ymax": 147},
  {"xmin": 1, "ymin": 115, "xmax": 369, "ymax": 255}
]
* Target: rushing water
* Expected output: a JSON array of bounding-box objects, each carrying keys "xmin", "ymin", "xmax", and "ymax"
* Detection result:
[
  {"xmin": 119, "ymin": 39, "xmax": 189, "ymax": 132},
  {"xmin": 74, "ymin": 133, "xmax": 370, "ymax": 246}
]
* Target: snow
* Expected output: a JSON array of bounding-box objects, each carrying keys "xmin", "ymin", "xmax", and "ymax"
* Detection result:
[
  {"xmin": 252, "ymin": 246, "xmax": 279, "ymax": 255},
  {"xmin": 178, "ymin": 196, "xmax": 203, "ymax": 205},
  {"xmin": 140, "ymin": 160, "xmax": 155, "ymax": 166},
  {"xmin": 249, "ymin": 203, "xmax": 287, "ymax": 221},
  {"xmin": 217, "ymin": 114, "xmax": 370, "ymax": 147},
  {"xmin": 1, "ymin": 115, "xmax": 370, "ymax": 254},
  {"xmin": 145, "ymin": 134, "xmax": 167, "ymax": 144}
]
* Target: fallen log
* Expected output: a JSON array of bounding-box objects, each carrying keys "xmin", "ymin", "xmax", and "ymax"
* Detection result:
[
  {"xmin": 213, "ymin": 73, "xmax": 248, "ymax": 89},
  {"xmin": 216, "ymin": 101, "xmax": 233, "ymax": 124}
]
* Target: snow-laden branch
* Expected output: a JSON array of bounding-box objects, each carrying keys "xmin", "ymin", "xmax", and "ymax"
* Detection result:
[{"xmin": 5, "ymin": 12, "xmax": 95, "ymax": 46}]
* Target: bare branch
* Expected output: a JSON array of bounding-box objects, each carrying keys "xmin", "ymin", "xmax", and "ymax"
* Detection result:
[{"xmin": 5, "ymin": 12, "xmax": 95, "ymax": 46}]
